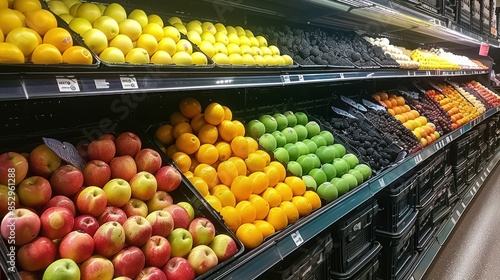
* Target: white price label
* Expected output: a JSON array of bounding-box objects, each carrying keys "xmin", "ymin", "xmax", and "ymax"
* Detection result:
[
  {"xmin": 339, "ymin": 73, "xmax": 345, "ymax": 79},
  {"xmin": 298, "ymin": 75, "xmax": 304, "ymax": 82},
  {"xmin": 291, "ymin": 231, "xmax": 304, "ymax": 246},
  {"xmin": 472, "ymin": 186, "xmax": 477, "ymax": 192},
  {"xmin": 456, "ymin": 209, "xmax": 461, "ymax": 217},
  {"xmin": 378, "ymin": 177, "xmax": 386, "ymax": 187},
  {"xmin": 282, "ymin": 75, "xmax": 290, "ymax": 83},
  {"xmin": 414, "ymin": 154, "xmax": 423, "ymax": 164},
  {"xmin": 94, "ymin": 79, "xmax": 109, "ymax": 89},
  {"xmin": 461, "ymin": 202, "xmax": 466, "ymax": 208},
  {"xmin": 120, "ymin": 77, "xmax": 138, "ymax": 89},
  {"xmin": 56, "ymin": 78, "xmax": 80, "ymax": 92},
  {"xmin": 451, "ymin": 217, "xmax": 456, "ymax": 225}
]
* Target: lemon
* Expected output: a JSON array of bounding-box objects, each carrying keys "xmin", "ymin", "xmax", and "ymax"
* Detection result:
[
  {"xmin": 137, "ymin": 33, "xmax": 158, "ymax": 56},
  {"xmin": 128, "ymin": 9, "xmax": 148, "ymax": 28},
  {"xmin": 99, "ymin": 47, "xmax": 125, "ymax": 63},
  {"xmin": 172, "ymin": 51, "xmax": 193, "ymax": 66},
  {"xmin": 125, "ymin": 47, "xmax": 149, "ymax": 64},
  {"xmin": 69, "ymin": 17, "xmax": 92, "ymax": 35},
  {"xmin": 103, "ymin": 3, "xmax": 126, "ymax": 23},
  {"xmin": 191, "ymin": 51, "xmax": 207, "ymax": 66},
  {"xmin": 151, "ymin": 50, "xmax": 172, "ymax": 65},
  {"xmin": 157, "ymin": 37, "xmax": 176, "ymax": 56},
  {"xmin": 6, "ymin": 27, "xmax": 41, "ymax": 56},
  {"xmin": 0, "ymin": 42, "xmax": 24, "ymax": 63},
  {"xmin": 109, "ymin": 34, "xmax": 133, "ymax": 56},
  {"xmin": 118, "ymin": 19, "xmax": 142, "ymax": 41}
]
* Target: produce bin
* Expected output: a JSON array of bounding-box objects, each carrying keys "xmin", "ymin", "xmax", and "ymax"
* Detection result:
[
  {"xmin": 330, "ymin": 241, "xmax": 381, "ymax": 280},
  {"xmin": 414, "ymin": 192, "xmax": 436, "ymax": 252}
]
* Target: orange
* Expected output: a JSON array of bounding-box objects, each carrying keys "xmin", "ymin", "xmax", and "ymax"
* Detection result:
[
  {"xmin": 387, "ymin": 109, "xmax": 395, "ymax": 116},
  {"xmin": 228, "ymin": 157, "xmax": 247, "ymax": 176},
  {"xmin": 233, "ymin": 120, "xmax": 245, "ymax": 136},
  {"xmin": 274, "ymin": 182, "xmax": 293, "ymax": 201},
  {"xmin": 198, "ymin": 123, "xmax": 218, "ymax": 145},
  {"xmin": 211, "ymin": 160, "xmax": 220, "ymax": 170},
  {"xmin": 379, "ymin": 92, "xmax": 388, "ymax": 100},
  {"xmin": 245, "ymin": 152, "xmax": 267, "ymax": 173},
  {"xmin": 261, "ymin": 187, "xmax": 282, "ymax": 207},
  {"xmin": 194, "ymin": 163, "xmax": 219, "ymax": 188},
  {"xmin": 170, "ymin": 111, "xmax": 189, "ymax": 125},
  {"xmin": 195, "ymin": 143, "xmax": 219, "ymax": 165},
  {"xmin": 410, "ymin": 110, "xmax": 420, "ymax": 119},
  {"xmin": 188, "ymin": 176, "xmax": 209, "ymax": 196},
  {"xmin": 183, "ymin": 170, "xmax": 194, "ymax": 179},
  {"xmin": 0, "ymin": 8, "xmax": 24, "ymax": 36},
  {"xmin": 179, "ymin": 97, "xmax": 202, "ymax": 119},
  {"xmin": 303, "ymin": 190, "xmax": 322, "ymax": 210},
  {"xmin": 6, "ymin": 27, "xmax": 41, "ymax": 57},
  {"xmin": 396, "ymin": 96, "xmax": 405, "ymax": 106},
  {"xmin": 280, "ymin": 201, "xmax": 299, "ymax": 224},
  {"xmin": 382, "ymin": 100, "xmax": 392, "ymax": 108},
  {"xmin": 236, "ymin": 223, "xmax": 262, "ymax": 249},
  {"xmin": 62, "ymin": 46, "xmax": 93, "ymax": 64},
  {"xmin": 372, "ymin": 94, "xmax": 381, "ymax": 101},
  {"xmin": 245, "ymin": 137, "xmax": 258, "ymax": 153},
  {"xmin": 266, "ymin": 207, "xmax": 288, "ymax": 231},
  {"xmin": 389, "ymin": 98, "xmax": 397, "ymax": 108},
  {"xmin": 215, "ymin": 141, "xmax": 232, "ymax": 161},
  {"xmin": 25, "ymin": 9, "xmax": 57, "ymax": 36},
  {"xmin": 204, "ymin": 102, "xmax": 225, "ymax": 125},
  {"xmin": 249, "ymin": 171, "xmax": 269, "ymax": 194},
  {"xmin": 166, "ymin": 144, "xmax": 179, "ymax": 158},
  {"xmin": 12, "ymin": 0, "xmax": 41, "ymax": 13},
  {"xmin": 173, "ymin": 122, "xmax": 193, "ymax": 139},
  {"xmin": 236, "ymin": 200, "xmax": 257, "ymax": 224},
  {"xmin": 31, "ymin": 44, "xmax": 62, "ymax": 64},
  {"xmin": 211, "ymin": 184, "xmax": 230, "ymax": 195},
  {"xmin": 255, "ymin": 150, "xmax": 271, "ymax": 165},
  {"xmin": 43, "ymin": 27, "xmax": 73, "ymax": 53},
  {"xmin": 190, "ymin": 114, "xmax": 207, "ymax": 133},
  {"xmin": 249, "ymin": 194, "xmax": 270, "ymax": 220},
  {"xmin": 204, "ymin": 195, "xmax": 222, "ymax": 212},
  {"xmin": 253, "ymin": 220, "xmax": 275, "ymax": 238},
  {"xmin": 263, "ymin": 165, "xmax": 280, "ymax": 187},
  {"xmin": 230, "ymin": 175, "xmax": 252, "ymax": 202},
  {"xmin": 155, "ymin": 124, "xmax": 174, "ymax": 145},
  {"xmin": 217, "ymin": 160, "xmax": 239, "ymax": 186},
  {"xmin": 393, "ymin": 106, "xmax": 402, "ymax": 115},
  {"xmin": 284, "ymin": 176, "xmax": 306, "ymax": 196},
  {"xmin": 175, "ymin": 133, "xmax": 200, "ymax": 154},
  {"xmin": 171, "ymin": 152, "xmax": 191, "ymax": 173},
  {"xmin": 269, "ymin": 161, "xmax": 286, "ymax": 182},
  {"xmin": 218, "ymin": 120, "xmax": 238, "ymax": 142},
  {"xmin": 292, "ymin": 196, "xmax": 312, "ymax": 217},
  {"xmin": 220, "ymin": 206, "xmax": 241, "ymax": 232},
  {"xmin": 0, "ymin": 42, "xmax": 24, "ymax": 63},
  {"xmin": 231, "ymin": 136, "xmax": 249, "ymax": 159},
  {"xmin": 222, "ymin": 105, "xmax": 232, "ymax": 120},
  {"xmin": 213, "ymin": 187, "xmax": 236, "ymax": 207},
  {"xmin": 403, "ymin": 105, "xmax": 411, "ymax": 112}
]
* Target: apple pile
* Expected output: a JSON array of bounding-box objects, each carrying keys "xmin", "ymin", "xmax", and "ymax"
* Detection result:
[
  {"xmin": 0, "ymin": 131, "xmax": 240, "ymax": 280},
  {"xmin": 247, "ymin": 111, "xmax": 373, "ymax": 203},
  {"xmin": 463, "ymin": 81, "xmax": 500, "ymax": 107}
]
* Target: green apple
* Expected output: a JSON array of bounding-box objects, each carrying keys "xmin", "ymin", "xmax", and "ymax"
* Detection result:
[
  {"xmin": 286, "ymin": 161, "xmax": 302, "ymax": 176},
  {"xmin": 341, "ymin": 174, "xmax": 359, "ymax": 190},
  {"xmin": 246, "ymin": 120, "xmax": 266, "ymax": 139},
  {"xmin": 354, "ymin": 164, "xmax": 372, "ymax": 181},
  {"xmin": 294, "ymin": 141, "xmax": 309, "ymax": 156},
  {"xmin": 348, "ymin": 169, "xmax": 364, "ymax": 185},
  {"xmin": 302, "ymin": 139, "xmax": 318, "ymax": 154},
  {"xmin": 330, "ymin": 177, "xmax": 349, "ymax": 196},
  {"xmin": 168, "ymin": 228, "xmax": 193, "ymax": 257},
  {"xmin": 284, "ymin": 111, "xmax": 297, "ymax": 126},
  {"xmin": 315, "ymin": 146, "xmax": 335, "ymax": 164},
  {"xmin": 308, "ymin": 154, "xmax": 321, "ymax": 168},
  {"xmin": 284, "ymin": 143, "xmax": 299, "ymax": 161},
  {"xmin": 273, "ymin": 147, "xmax": 289, "ymax": 163},
  {"xmin": 272, "ymin": 113, "xmax": 288, "ymax": 130},
  {"xmin": 316, "ymin": 182, "xmax": 338, "ymax": 203},
  {"xmin": 305, "ymin": 121, "xmax": 321, "ymax": 138},
  {"xmin": 258, "ymin": 133, "xmax": 277, "ymax": 152},
  {"xmin": 308, "ymin": 168, "xmax": 327, "ymax": 185},
  {"xmin": 343, "ymin": 154, "xmax": 359, "ymax": 169},
  {"xmin": 297, "ymin": 155, "xmax": 314, "ymax": 175},
  {"xmin": 177, "ymin": 202, "xmax": 195, "ymax": 222},
  {"xmin": 295, "ymin": 112, "xmax": 308, "ymax": 125},
  {"xmin": 319, "ymin": 131, "xmax": 335, "ymax": 145},
  {"xmin": 258, "ymin": 114, "xmax": 278, "ymax": 133},
  {"xmin": 42, "ymin": 258, "xmax": 80, "ymax": 280},
  {"xmin": 301, "ymin": 175, "xmax": 317, "ymax": 191},
  {"xmin": 272, "ymin": 131, "xmax": 287, "ymax": 147},
  {"xmin": 332, "ymin": 144, "xmax": 347, "ymax": 157},
  {"xmin": 293, "ymin": 125, "xmax": 308, "ymax": 141},
  {"xmin": 281, "ymin": 127, "xmax": 298, "ymax": 144},
  {"xmin": 311, "ymin": 135, "xmax": 327, "ymax": 147},
  {"xmin": 321, "ymin": 163, "xmax": 337, "ymax": 181},
  {"xmin": 332, "ymin": 158, "xmax": 350, "ymax": 177}
]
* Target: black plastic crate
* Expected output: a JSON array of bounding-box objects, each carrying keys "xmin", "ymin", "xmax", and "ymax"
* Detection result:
[
  {"xmin": 330, "ymin": 199, "xmax": 378, "ymax": 274},
  {"xmin": 415, "ymin": 161, "xmax": 433, "ymax": 208},
  {"xmin": 475, "ymin": 147, "xmax": 484, "ymax": 173},
  {"xmin": 264, "ymin": 233, "xmax": 333, "ymax": 280},
  {"xmin": 452, "ymin": 159, "xmax": 468, "ymax": 196},
  {"xmin": 466, "ymin": 151, "xmax": 477, "ymax": 182},
  {"xmin": 477, "ymin": 123, "xmax": 487, "ymax": 146},
  {"xmin": 487, "ymin": 137, "xmax": 495, "ymax": 160},
  {"xmin": 431, "ymin": 149, "xmax": 448, "ymax": 187},
  {"xmin": 486, "ymin": 120, "xmax": 497, "ymax": 141},
  {"xmin": 330, "ymin": 241, "xmax": 381, "ymax": 280},
  {"xmin": 448, "ymin": 134, "xmax": 470, "ymax": 166},
  {"xmin": 433, "ymin": 174, "xmax": 452, "ymax": 226},
  {"xmin": 376, "ymin": 212, "xmax": 418, "ymax": 280},
  {"xmin": 458, "ymin": 0, "xmax": 471, "ymax": 29},
  {"xmin": 375, "ymin": 174, "xmax": 417, "ymax": 233},
  {"xmin": 414, "ymin": 193, "xmax": 436, "ymax": 252},
  {"xmin": 467, "ymin": 130, "xmax": 479, "ymax": 157}
]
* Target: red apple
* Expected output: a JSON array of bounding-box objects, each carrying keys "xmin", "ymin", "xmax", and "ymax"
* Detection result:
[
  {"xmin": 76, "ymin": 186, "xmax": 107, "ymax": 217},
  {"xmin": 123, "ymin": 215, "xmax": 152, "ymax": 247},
  {"xmin": 77, "ymin": 142, "xmax": 90, "ymax": 162},
  {"xmin": 88, "ymin": 139, "xmax": 116, "ymax": 163},
  {"xmin": 73, "ymin": 214, "xmax": 99, "ymax": 236},
  {"xmin": 141, "ymin": 235, "xmax": 171, "ymax": 268},
  {"xmin": 130, "ymin": 171, "xmax": 157, "ymax": 201},
  {"xmin": 50, "ymin": 165, "xmax": 84, "ymax": 197},
  {"xmin": 209, "ymin": 234, "xmax": 239, "ymax": 261},
  {"xmin": 93, "ymin": 221, "xmax": 126, "ymax": 258},
  {"xmin": 122, "ymin": 198, "xmax": 149, "ymax": 217},
  {"xmin": 18, "ymin": 271, "xmax": 40, "ymax": 280},
  {"xmin": 103, "ymin": 178, "xmax": 131, "ymax": 208},
  {"xmin": 161, "ymin": 257, "xmax": 195, "ymax": 280},
  {"xmin": 155, "ymin": 166, "xmax": 182, "ymax": 192},
  {"xmin": 110, "ymin": 155, "xmax": 137, "ymax": 181},
  {"xmin": 135, "ymin": 267, "xmax": 167, "ymax": 280},
  {"xmin": 98, "ymin": 133, "xmax": 116, "ymax": 141},
  {"xmin": 146, "ymin": 210, "xmax": 174, "ymax": 237},
  {"xmin": 146, "ymin": 191, "xmax": 173, "ymax": 213},
  {"xmin": 82, "ymin": 160, "xmax": 111, "ymax": 188},
  {"xmin": 17, "ymin": 237, "xmax": 56, "ymax": 271},
  {"xmin": 80, "ymin": 255, "xmax": 114, "ymax": 280},
  {"xmin": 177, "ymin": 202, "xmax": 194, "ymax": 222},
  {"xmin": 40, "ymin": 195, "xmax": 76, "ymax": 216},
  {"xmin": 0, "ymin": 151, "xmax": 28, "ymax": 185},
  {"xmin": 98, "ymin": 206, "xmax": 127, "ymax": 225},
  {"xmin": 40, "ymin": 206, "xmax": 74, "ymax": 240},
  {"xmin": 115, "ymin": 132, "xmax": 142, "ymax": 157},
  {"xmin": 188, "ymin": 218, "xmax": 216, "ymax": 246},
  {"xmin": 17, "ymin": 176, "xmax": 52, "ymax": 208},
  {"xmin": 28, "ymin": 144, "xmax": 61, "ymax": 178},
  {"xmin": 187, "ymin": 245, "xmax": 218, "ymax": 275},
  {"xmin": 135, "ymin": 149, "xmax": 162, "ymax": 174},
  {"xmin": 1, "ymin": 208, "xmax": 40, "ymax": 245},
  {"xmin": 59, "ymin": 230, "xmax": 94, "ymax": 263},
  {"xmin": 163, "ymin": 204, "xmax": 190, "ymax": 229},
  {"xmin": 0, "ymin": 184, "xmax": 18, "ymax": 217},
  {"xmin": 112, "ymin": 246, "xmax": 145, "ymax": 278}
]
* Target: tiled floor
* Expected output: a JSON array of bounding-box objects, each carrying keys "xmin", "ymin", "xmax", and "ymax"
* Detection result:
[{"xmin": 424, "ymin": 163, "xmax": 500, "ymax": 279}]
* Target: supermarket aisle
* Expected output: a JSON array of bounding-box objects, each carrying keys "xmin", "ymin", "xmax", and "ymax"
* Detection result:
[{"xmin": 424, "ymin": 162, "xmax": 500, "ymax": 280}]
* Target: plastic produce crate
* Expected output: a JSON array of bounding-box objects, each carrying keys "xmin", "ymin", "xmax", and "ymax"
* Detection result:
[
  {"xmin": 431, "ymin": 149, "xmax": 448, "ymax": 187},
  {"xmin": 487, "ymin": 137, "xmax": 495, "ymax": 160},
  {"xmin": 415, "ymin": 161, "xmax": 433, "ymax": 208},
  {"xmin": 452, "ymin": 159, "xmax": 468, "ymax": 196},
  {"xmin": 477, "ymin": 123, "xmax": 487, "ymax": 146},
  {"xmin": 414, "ymin": 192, "xmax": 435, "ymax": 252},
  {"xmin": 448, "ymin": 134, "xmax": 470, "ymax": 166},
  {"xmin": 433, "ymin": 173, "xmax": 452, "ymax": 226},
  {"xmin": 330, "ymin": 199, "xmax": 378, "ymax": 274},
  {"xmin": 330, "ymin": 241, "xmax": 381, "ymax": 280},
  {"xmin": 0, "ymin": 124, "xmax": 244, "ymax": 280},
  {"xmin": 466, "ymin": 130, "xmax": 478, "ymax": 157},
  {"xmin": 475, "ymin": 146, "xmax": 484, "ymax": 173},
  {"xmin": 376, "ymin": 212, "xmax": 418, "ymax": 280},
  {"xmin": 466, "ymin": 151, "xmax": 477, "ymax": 183},
  {"xmin": 375, "ymin": 174, "xmax": 417, "ymax": 233}
]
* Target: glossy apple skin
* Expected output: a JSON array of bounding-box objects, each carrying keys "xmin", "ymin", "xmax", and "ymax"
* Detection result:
[
  {"xmin": 98, "ymin": 206, "xmax": 127, "ymax": 225},
  {"xmin": 93, "ymin": 221, "xmax": 126, "ymax": 258},
  {"xmin": 129, "ymin": 171, "xmax": 158, "ymax": 201},
  {"xmin": 80, "ymin": 255, "xmax": 114, "ymax": 280},
  {"xmin": 146, "ymin": 210, "xmax": 174, "ymax": 237},
  {"xmin": 146, "ymin": 191, "xmax": 173, "ymax": 213},
  {"xmin": 50, "ymin": 165, "xmax": 84, "ymax": 197},
  {"xmin": 141, "ymin": 235, "xmax": 171, "ymax": 268},
  {"xmin": 161, "ymin": 257, "xmax": 195, "ymax": 280},
  {"xmin": 135, "ymin": 267, "xmax": 167, "ymax": 280},
  {"xmin": 40, "ymin": 195, "xmax": 76, "ymax": 216},
  {"xmin": 167, "ymin": 228, "xmax": 193, "ymax": 258},
  {"xmin": 17, "ymin": 237, "xmax": 56, "ymax": 271},
  {"xmin": 112, "ymin": 246, "xmax": 145, "ymax": 278},
  {"xmin": 188, "ymin": 217, "xmax": 216, "ymax": 246},
  {"xmin": 115, "ymin": 132, "xmax": 142, "ymax": 158},
  {"xmin": 17, "ymin": 176, "xmax": 52, "ymax": 208},
  {"xmin": 42, "ymin": 258, "xmax": 81, "ymax": 280},
  {"xmin": 122, "ymin": 198, "xmax": 148, "ymax": 218},
  {"xmin": 163, "ymin": 204, "xmax": 190, "ymax": 229},
  {"xmin": 123, "ymin": 216, "xmax": 152, "ymax": 247},
  {"xmin": 88, "ymin": 139, "xmax": 116, "ymax": 163},
  {"xmin": 59, "ymin": 230, "xmax": 94, "ymax": 263},
  {"xmin": 0, "ymin": 151, "xmax": 28, "ymax": 186},
  {"xmin": 135, "ymin": 148, "xmax": 162, "ymax": 174},
  {"xmin": 82, "ymin": 160, "xmax": 111, "ymax": 188},
  {"xmin": 209, "ymin": 234, "xmax": 239, "ymax": 261},
  {"xmin": 155, "ymin": 166, "xmax": 182, "ymax": 192},
  {"xmin": 110, "ymin": 155, "xmax": 137, "ymax": 182},
  {"xmin": 1, "ymin": 208, "xmax": 41, "ymax": 246},
  {"xmin": 187, "ymin": 245, "xmax": 219, "ymax": 275},
  {"xmin": 28, "ymin": 144, "xmax": 61, "ymax": 178},
  {"xmin": 0, "ymin": 184, "xmax": 19, "ymax": 217},
  {"xmin": 40, "ymin": 206, "xmax": 74, "ymax": 240},
  {"xmin": 73, "ymin": 214, "xmax": 99, "ymax": 236},
  {"xmin": 76, "ymin": 186, "xmax": 108, "ymax": 217}
]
